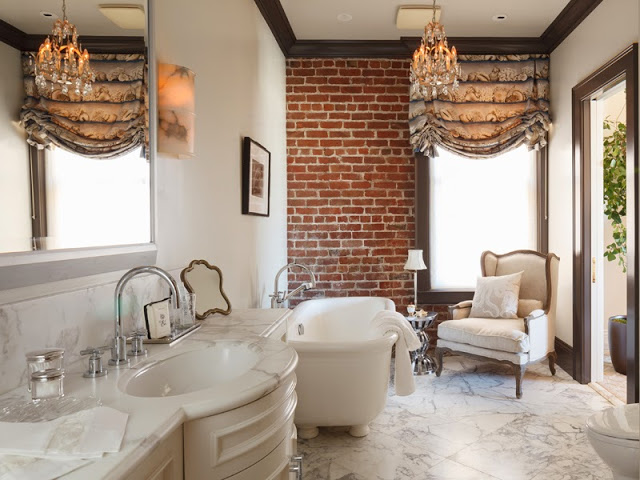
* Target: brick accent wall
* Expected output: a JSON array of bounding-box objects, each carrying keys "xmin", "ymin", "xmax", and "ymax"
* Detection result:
[{"xmin": 285, "ymin": 58, "xmax": 416, "ymax": 308}]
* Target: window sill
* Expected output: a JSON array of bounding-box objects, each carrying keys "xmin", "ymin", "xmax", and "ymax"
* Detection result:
[{"xmin": 418, "ymin": 289, "xmax": 474, "ymax": 305}]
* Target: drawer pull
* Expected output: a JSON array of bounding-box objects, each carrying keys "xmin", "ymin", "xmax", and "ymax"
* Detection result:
[{"xmin": 289, "ymin": 455, "xmax": 303, "ymax": 480}]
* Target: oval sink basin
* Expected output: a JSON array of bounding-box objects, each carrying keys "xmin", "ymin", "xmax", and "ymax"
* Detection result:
[{"xmin": 123, "ymin": 341, "xmax": 261, "ymax": 398}]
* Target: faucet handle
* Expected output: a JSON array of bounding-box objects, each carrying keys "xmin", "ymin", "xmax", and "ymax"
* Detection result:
[
  {"xmin": 128, "ymin": 330, "xmax": 148, "ymax": 357},
  {"xmin": 80, "ymin": 346, "xmax": 109, "ymax": 378}
]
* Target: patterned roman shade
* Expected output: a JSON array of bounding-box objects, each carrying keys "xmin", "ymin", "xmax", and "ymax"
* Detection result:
[
  {"xmin": 409, "ymin": 54, "xmax": 550, "ymax": 158},
  {"xmin": 20, "ymin": 53, "xmax": 147, "ymax": 159}
]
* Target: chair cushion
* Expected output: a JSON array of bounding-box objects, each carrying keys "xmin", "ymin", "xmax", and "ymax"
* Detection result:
[
  {"xmin": 469, "ymin": 271, "xmax": 523, "ymax": 319},
  {"xmin": 437, "ymin": 317, "xmax": 530, "ymax": 353}
]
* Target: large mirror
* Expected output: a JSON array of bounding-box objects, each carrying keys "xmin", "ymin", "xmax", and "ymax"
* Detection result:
[
  {"xmin": 181, "ymin": 260, "xmax": 232, "ymax": 319},
  {"xmin": 0, "ymin": 0, "xmax": 152, "ymax": 256}
]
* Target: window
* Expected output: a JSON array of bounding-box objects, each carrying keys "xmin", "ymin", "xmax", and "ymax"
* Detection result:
[
  {"xmin": 418, "ymin": 145, "xmax": 545, "ymax": 299},
  {"xmin": 44, "ymin": 147, "xmax": 151, "ymax": 250}
]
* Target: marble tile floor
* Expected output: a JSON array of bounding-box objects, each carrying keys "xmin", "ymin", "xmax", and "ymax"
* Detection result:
[
  {"xmin": 598, "ymin": 355, "xmax": 626, "ymax": 403},
  {"xmin": 298, "ymin": 355, "xmax": 614, "ymax": 480}
]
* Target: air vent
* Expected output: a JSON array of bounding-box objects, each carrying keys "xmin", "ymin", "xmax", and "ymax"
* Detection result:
[
  {"xmin": 396, "ymin": 5, "xmax": 441, "ymax": 30},
  {"xmin": 98, "ymin": 4, "xmax": 145, "ymax": 30}
]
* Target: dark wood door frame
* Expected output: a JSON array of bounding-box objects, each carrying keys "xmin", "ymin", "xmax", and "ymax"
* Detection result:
[{"xmin": 572, "ymin": 43, "xmax": 639, "ymax": 404}]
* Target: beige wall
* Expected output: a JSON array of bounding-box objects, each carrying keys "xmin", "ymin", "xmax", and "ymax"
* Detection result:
[
  {"xmin": 0, "ymin": 42, "xmax": 31, "ymax": 253},
  {"xmin": 548, "ymin": 0, "xmax": 638, "ymax": 345},
  {"xmin": 154, "ymin": 0, "xmax": 288, "ymax": 307}
]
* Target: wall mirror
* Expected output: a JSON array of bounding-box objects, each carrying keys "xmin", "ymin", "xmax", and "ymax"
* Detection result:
[
  {"xmin": 181, "ymin": 260, "xmax": 232, "ymax": 319},
  {"xmin": 0, "ymin": 0, "xmax": 156, "ymax": 290}
]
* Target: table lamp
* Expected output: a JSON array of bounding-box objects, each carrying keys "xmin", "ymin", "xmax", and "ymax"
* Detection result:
[{"xmin": 404, "ymin": 249, "xmax": 427, "ymax": 315}]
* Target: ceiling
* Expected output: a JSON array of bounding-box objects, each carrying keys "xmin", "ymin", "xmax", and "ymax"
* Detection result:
[
  {"xmin": 0, "ymin": 0, "xmax": 146, "ymax": 36},
  {"xmin": 279, "ymin": 0, "xmax": 572, "ymax": 40}
]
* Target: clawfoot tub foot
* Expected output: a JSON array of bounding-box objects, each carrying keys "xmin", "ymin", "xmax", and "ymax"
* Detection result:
[
  {"xmin": 297, "ymin": 426, "xmax": 319, "ymax": 439},
  {"xmin": 349, "ymin": 424, "xmax": 370, "ymax": 437}
]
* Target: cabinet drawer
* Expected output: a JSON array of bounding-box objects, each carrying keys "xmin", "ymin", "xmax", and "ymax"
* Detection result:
[
  {"xmin": 226, "ymin": 437, "xmax": 292, "ymax": 480},
  {"xmin": 184, "ymin": 377, "xmax": 297, "ymax": 479}
]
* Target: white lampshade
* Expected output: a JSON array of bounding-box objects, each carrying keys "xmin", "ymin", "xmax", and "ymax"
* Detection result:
[{"xmin": 404, "ymin": 249, "xmax": 427, "ymax": 271}]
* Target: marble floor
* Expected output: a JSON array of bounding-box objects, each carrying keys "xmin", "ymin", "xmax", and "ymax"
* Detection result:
[
  {"xmin": 599, "ymin": 355, "xmax": 626, "ymax": 402},
  {"xmin": 298, "ymin": 355, "xmax": 614, "ymax": 480}
]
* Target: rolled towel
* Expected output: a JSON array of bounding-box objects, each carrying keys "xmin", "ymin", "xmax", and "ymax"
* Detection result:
[{"xmin": 372, "ymin": 310, "xmax": 421, "ymax": 396}]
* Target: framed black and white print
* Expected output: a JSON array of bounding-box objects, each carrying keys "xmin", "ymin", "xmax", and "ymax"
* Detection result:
[{"xmin": 242, "ymin": 137, "xmax": 271, "ymax": 216}]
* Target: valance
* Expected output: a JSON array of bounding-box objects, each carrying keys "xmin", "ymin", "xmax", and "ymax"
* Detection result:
[
  {"xmin": 409, "ymin": 54, "xmax": 551, "ymax": 159},
  {"xmin": 20, "ymin": 53, "xmax": 147, "ymax": 159}
]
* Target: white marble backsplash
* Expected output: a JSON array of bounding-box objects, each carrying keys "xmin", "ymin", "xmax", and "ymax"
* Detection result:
[{"xmin": 0, "ymin": 270, "xmax": 182, "ymax": 396}]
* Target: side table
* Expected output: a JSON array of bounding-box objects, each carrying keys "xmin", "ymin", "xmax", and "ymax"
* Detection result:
[{"xmin": 407, "ymin": 312, "xmax": 438, "ymax": 375}]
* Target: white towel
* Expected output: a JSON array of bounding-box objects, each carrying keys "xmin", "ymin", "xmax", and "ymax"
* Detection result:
[
  {"xmin": 0, "ymin": 406, "xmax": 128, "ymax": 459},
  {"xmin": 372, "ymin": 310, "xmax": 421, "ymax": 396}
]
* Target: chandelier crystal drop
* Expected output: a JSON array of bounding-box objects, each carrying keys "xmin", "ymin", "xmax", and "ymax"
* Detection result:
[
  {"xmin": 410, "ymin": 0, "xmax": 460, "ymax": 100},
  {"xmin": 33, "ymin": 0, "xmax": 94, "ymax": 97}
]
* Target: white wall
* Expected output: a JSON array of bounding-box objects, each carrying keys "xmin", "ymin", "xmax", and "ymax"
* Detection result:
[
  {"xmin": 0, "ymin": 42, "xmax": 31, "ymax": 253},
  {"xmin": 154, "ymin": 0, "xmax": 287, "ymax": 308},
  {"xmin": 548, "ymin": 0, "xmax": 638, "ymax": 345},
  {"xmin": 0, "ymin": 0, "xmax": 287, "ymax": 395}
]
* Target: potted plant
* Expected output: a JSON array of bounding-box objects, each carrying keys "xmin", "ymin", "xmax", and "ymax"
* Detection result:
[{"xmin": 603, "ymin": 117, "xmax": 627, "ymax": 375}]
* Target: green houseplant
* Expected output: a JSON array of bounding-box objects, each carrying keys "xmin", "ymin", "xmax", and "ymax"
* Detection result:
[{"xmin": 603, "ymin": 117, "xmax": 627, "ymax": 375}]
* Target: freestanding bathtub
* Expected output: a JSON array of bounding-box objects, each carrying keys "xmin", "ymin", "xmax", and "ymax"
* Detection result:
[{"xmin": 287, "ymin": 296, "xmax": 398, "ymax": 439}]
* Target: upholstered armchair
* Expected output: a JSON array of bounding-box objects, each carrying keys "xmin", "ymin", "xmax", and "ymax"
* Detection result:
[{"xmin": 435, "ymin": 250, "xmax": 560, "ymax": 399}]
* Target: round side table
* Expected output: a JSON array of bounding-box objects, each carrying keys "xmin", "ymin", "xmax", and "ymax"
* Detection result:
[{"xmin": 407, "ymin": 312, "xmax": 438, "ymax": 375}]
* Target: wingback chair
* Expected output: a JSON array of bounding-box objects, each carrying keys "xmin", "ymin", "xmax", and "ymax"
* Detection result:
[{"xmin": 435, "ymin": 250, "xmax": 560, "ymax": 399}]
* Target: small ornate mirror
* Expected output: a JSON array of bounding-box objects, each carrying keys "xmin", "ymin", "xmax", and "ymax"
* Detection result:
[{"xmin": 180, "ymin": 260, "xmax": 232, "ymax": 319}]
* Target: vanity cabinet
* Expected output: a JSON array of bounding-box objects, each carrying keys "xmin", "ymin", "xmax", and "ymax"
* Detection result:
[
  {"xmin": 127, "ymin": 425, "xmax": 184, "ymax": 480},
  {"xmin": 184, "ymin": 376, "xmax": 297, "ymax": 479}
]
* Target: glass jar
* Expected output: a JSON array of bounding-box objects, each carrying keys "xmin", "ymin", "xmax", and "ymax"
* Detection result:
[
  {"xmin": 25, "ymin": 349, "xmax": 64, "ymax": 391},
  {"xmin": 30, "ymin": 368, "xmax": 64, "ymax": 401}
]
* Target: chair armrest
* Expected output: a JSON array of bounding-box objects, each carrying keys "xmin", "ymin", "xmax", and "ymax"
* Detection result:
[
  {"xmin": 524, "ymin": 310, "xmax": 551, "ymax": 361},
  {"xmin": 448, "ymin": 300, "xmax": 472, "ymax": 320}
]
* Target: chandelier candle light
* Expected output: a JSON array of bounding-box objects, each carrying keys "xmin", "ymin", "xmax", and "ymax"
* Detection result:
[
  {"xmin": 34, "ymin": 0, "xmax": 94, "ymax": 97},
  {"xmin": 410, "ymin": 0, "xmax": 461, "ymax": 100}
]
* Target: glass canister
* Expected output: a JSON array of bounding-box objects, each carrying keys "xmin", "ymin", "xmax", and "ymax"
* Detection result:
[
  {"xmin": 25, "ymin": 349, "xmax": 64, "ymax": 392},
  {"xmin": 30, "ymin": 368, "xmax": 64, "ymax": 401}
]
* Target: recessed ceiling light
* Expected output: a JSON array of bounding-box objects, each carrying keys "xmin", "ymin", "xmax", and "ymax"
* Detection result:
[
  {"xmin": 492, "ymin": 14, "xmax": 508, "ymax": 22},
  {"xmin": 337, "ymin": 13, "xmax": 353, "ymax": 23},
  {"xmin": 40, "ymin": 11, "xmax": 58, "ymax": 19}
]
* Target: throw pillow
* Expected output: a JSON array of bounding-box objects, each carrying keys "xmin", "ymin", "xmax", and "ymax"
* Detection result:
[{"xmin": 469, "ymin": 271, "xmax": 523, "ymax": 319}]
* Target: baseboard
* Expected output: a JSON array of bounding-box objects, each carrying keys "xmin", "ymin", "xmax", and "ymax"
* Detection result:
[{"xmin": 554, "ymin": 337, "xmax": 573, "ymax": 376}]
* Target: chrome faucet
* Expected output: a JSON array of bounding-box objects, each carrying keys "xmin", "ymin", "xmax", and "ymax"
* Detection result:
[
  {"xmin": 110, "ymin": 266, "xmax": 181, "ymax": 366},
  {"xmin": 271, "ymin": 263, "xmax": 316, "ymax": 308}
]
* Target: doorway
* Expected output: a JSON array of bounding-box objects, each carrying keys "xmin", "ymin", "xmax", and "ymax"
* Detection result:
[
  {"xmin": 590, "ymin": 81, "xmax": 627, "ymax": 402},
  {"xmin": 572, "ymin": 44, "xmax": 639, "ymax": 404}
]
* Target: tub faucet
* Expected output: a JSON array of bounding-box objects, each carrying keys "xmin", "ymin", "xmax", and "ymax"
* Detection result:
[
  {"xmin": 271, "ymin": 263, "xmax": 316, "ymax": 308},
  {"xmin": 110, "ymin": 266, "xmax": 181, "ymax": 366}
]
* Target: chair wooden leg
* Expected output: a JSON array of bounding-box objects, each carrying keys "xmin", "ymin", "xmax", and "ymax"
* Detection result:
[
  {"xmin": 435, "ymin": 347, "xmax": 444, "ymax": 377},
  {"xmin": 548, "ymin": 352, "xmax": 557, "ymax": 376},
  {"xmin": 514, "ymin": 364, "xmax": 526, "ymax": 399}
]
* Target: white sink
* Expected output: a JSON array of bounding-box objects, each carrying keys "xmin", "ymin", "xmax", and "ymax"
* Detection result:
[{"xmin": 122, "ymin": 341, "xmax": 261, "ymax": 398}]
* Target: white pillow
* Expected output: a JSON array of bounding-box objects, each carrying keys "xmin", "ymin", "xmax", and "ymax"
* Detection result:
[{"xmin": 469, "ymin": 271, "xmax": 523, "ymax": 319}]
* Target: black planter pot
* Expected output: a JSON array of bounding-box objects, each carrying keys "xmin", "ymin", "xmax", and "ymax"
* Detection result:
[{"xmin": 608, "ymin": 315, "xmax": 627, "ymax": 375}]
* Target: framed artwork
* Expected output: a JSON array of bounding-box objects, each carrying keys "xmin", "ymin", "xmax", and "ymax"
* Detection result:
[{"xmin": 242, "ymin": 137, "xmax": 271, "ymax": 216}]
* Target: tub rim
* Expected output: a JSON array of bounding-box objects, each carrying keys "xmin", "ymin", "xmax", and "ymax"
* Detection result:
[{"xmin": 288, "ymin": 332, "xmax": 398, "ymax": 353}]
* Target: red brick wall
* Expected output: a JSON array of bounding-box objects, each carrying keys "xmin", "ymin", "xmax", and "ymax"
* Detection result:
[{"xmin": 285, "ymin": 58, "xmax": 416, "ymax": 308}]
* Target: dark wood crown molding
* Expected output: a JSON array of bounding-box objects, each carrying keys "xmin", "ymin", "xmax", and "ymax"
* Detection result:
[
  {"xmin": 541, "ymin": 0, "xmax": 604, "ymax": 52},
  {"xmin": 256, "ymin": 0, "xmax": 604, "ymax": 57},
  {"xmin": 0, "ymin": 19, "xmax": 27, "ymax": 50},
  {"xmin": 0, "ymin": 19, "xmax": 145, "ymax": 53},
  {"xmin": 253, "ymin": 0, "xmax": 296, "ymax": 55}
]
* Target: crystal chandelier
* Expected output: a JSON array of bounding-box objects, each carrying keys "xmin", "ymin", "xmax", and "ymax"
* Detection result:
[
  {"xmin": 34, "ymin": 0, "xmax": 94, "ymax": 97},
  {"xmin": 410, "ymin": 0, "xmax": 461, "ymax": 100}
]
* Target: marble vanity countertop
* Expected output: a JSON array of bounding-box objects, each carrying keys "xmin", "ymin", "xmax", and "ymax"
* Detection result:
[{"xmin": 0, "ymin": 308, "xmax": 295, "ymax": 479}]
